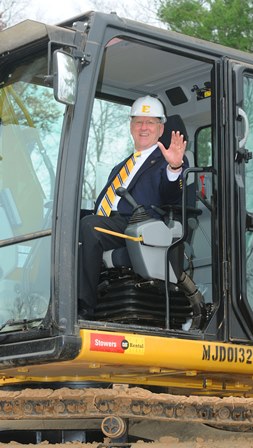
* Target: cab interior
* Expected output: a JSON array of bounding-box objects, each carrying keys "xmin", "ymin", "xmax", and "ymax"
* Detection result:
[{"xmin": 80, "ymin": 35, "xmax": 214, "ymax": 331}]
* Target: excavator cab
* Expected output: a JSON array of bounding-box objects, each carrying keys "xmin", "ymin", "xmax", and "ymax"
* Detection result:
[
  {"xmin": 1, "ymin": 10, "xmax": 253, "ymax": 445},
  {"xmin": 0, "ymin": 8, "xmax": 252, "ymax": 363},
  {"xmin": 0, "ymin": 8, "xmax": 252, "ymax": 350}
]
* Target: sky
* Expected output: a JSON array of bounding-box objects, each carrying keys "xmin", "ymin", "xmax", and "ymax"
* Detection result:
[
  {"xmin": 12, "ymin": 0, "xmax": 162, "ymax": 29},
  {"xmin": 21, "ymin": 0, "xmax": 99, "ymax": 24}
]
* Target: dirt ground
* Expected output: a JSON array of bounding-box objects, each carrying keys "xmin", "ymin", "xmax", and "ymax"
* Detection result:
[{"xmin": 1, "ymin": 441, "xmax": 253, "ymax": 448}]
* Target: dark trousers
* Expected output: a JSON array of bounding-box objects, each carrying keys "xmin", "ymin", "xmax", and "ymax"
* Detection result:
[{"xmin": 78, "ymin": 213, "xmax": 128, "ymax": 311}]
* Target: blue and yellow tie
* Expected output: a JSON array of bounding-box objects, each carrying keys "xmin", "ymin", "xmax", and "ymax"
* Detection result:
[{"xmin": 97, "ymin": 151, "xmax": 141, "ymax": 217}]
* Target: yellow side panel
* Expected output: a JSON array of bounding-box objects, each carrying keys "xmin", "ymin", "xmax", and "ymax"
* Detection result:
[{"xmin": 77, "ymin": 329, "xmax": 253, "ymax": 375}]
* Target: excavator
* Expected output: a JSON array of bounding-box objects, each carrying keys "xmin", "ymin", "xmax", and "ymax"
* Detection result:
[{"xmin": 1, "ymin": 9, "xmax": 253, "ymax": 446}]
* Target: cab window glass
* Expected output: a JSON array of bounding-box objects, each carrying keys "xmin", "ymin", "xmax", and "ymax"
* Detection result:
[
  {"xmin": 196, "ymin": 126, "xmax": 212, "ymax": 167},
  {"xmin": 0, "ymin": 57, "xmax": 65, "ymax": 331},
  {"xmin": 243, "ymin": 75, "xmax": 253, "ymax": 308},
  {"xmin": 82, "ymin": 99, "xmax": 131, "ymax": 209}
]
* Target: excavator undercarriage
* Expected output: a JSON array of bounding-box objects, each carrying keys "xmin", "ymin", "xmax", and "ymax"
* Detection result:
[{"xmin": 1, "ymin": 385, "xmax": 253, "ymax": 446}]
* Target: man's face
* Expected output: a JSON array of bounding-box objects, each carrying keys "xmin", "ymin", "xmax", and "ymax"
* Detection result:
[{"xmin": 130, "ymin": 117, "xmax": 164, "ymax": 151}]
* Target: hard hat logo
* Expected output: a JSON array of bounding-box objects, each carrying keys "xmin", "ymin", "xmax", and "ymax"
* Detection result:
[
  {"xmin": 130, "ymin": 95, "xmax": 167, "ymax": 123},
  {"xmin": 141, "ymin": 105, "xmax": 150, "ymax": 113}
]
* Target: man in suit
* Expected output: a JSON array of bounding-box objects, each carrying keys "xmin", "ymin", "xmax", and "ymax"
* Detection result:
[{"xmin": 78, "ymin": 95, "xmax": 188, "ymax": 318}]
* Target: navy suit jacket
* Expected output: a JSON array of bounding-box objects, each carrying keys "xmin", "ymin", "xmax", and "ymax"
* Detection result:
[{"xmin": 94, "ymin": 147, "xmax": 188, "ymax": 218}]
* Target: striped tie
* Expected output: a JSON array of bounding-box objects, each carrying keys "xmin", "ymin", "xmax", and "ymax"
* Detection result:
[{"xmin": 97, "ymin": 151, "xmax": 141, "ymax": 217}]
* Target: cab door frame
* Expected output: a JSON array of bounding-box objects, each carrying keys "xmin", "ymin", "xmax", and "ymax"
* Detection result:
[{"xmin": 224, "ymin": 59, "xmax": 253, "ymax": 341}]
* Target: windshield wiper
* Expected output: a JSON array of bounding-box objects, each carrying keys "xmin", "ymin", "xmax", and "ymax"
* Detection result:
[{"xmin": 0, "ymin": 317, "xmax": 43, "ymax": 332}]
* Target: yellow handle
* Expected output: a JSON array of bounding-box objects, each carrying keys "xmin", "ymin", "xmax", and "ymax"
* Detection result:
[{"xmin": 94, "ymin": 227, "xmax": 143, "ymax": 242}]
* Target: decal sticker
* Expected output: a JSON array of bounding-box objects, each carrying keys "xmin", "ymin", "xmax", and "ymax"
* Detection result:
[
  {"xmin": 202, "ymin": 344, "xmax": 252, "ymax": 364},
  {"xmin": 126, "ymin": 336, "xmax": 145, "ymax": 354},
  {"xmin": 90, "ymin": 333, "xmax": 145, "ymax": 354},
  {"xmin": 90, "ymin": 333, "xmax": 125, "ymax": 353},
  {"xmin": 141, "ymin": 105, "xmax": 150, "ymax": 113}
]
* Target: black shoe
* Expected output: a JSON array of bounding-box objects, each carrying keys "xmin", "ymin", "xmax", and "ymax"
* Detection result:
[
  {"xmin": 78, "ymin": 301, "xmax": 94, "ymax": 320},
  {"xmin": 177, "ymin": 272, "xmax": 206, "ymax": 330}
]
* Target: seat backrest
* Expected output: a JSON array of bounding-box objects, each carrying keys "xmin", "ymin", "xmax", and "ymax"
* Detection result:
[
  {"xmin": 160, "ymin": 114, "xmax": 195, "ymax": 206},
  {"xmin": 159, "ymin": 114, "xmax": 188, "ymax": 147}
]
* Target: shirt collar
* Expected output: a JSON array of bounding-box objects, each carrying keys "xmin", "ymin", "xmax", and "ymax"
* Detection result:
[{"xmin": 134, "ymin": 144, "xmax": 157, "ymax": 157}]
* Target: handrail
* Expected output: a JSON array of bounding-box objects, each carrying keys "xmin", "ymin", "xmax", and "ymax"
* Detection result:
[{"xmin": 0, "ymin": 229, "xmax": 52, "ymax": 248}]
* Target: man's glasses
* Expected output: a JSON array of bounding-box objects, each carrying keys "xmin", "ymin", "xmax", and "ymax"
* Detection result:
[{"xmin": 131, "ymin": 118, "xmax": 161, "ymax": 127}]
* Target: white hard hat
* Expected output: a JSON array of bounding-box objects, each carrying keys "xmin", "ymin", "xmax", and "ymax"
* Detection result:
[{"xmin": 130, "ymin": 95, "xmax": 167, "ymax": 123}]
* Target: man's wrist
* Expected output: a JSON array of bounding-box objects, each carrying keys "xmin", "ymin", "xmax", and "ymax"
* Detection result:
[{"xmin": 167, "ymin": 161, "xmax": 183, "ymax": 172}]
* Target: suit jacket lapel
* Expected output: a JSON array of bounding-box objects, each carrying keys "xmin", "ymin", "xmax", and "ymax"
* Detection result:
[{"xmin": 94, "ymin": 154, "xmax": 133, "ymax": 210}]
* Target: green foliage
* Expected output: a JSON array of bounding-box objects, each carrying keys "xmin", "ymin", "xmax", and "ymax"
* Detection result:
[
  {"xmin": 158, "ymin": 0, "xmax": 253, "ymax": 51},
  {"xmin": 11, "ymin": 83, "xmax": 62, "ymax": 134},
  {"xmin": 196, "ymin": 127, "xmax": 212, "ymax": 167}
]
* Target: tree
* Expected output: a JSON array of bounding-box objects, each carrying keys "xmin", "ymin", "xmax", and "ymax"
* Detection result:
[
  {"xmin": 89, "ymin": 0, "xmax": 163, "ymax": 27},
  {"xmin": 0, "ymin": 0, "xmax": 28, "ymax": 29},
  {"xmin": 157, "ymin": 0, "xmax": 253, "ymax": 165},
  {"xmin": 0, "ymin": 1, "xmax": 64, "ymax": 136},
  {"xmin": 157, "ymin": 0, "xmax": 253, "ymax": 51},
  {"xmin": 83, "ymin": 100, "xmax": 132, "ymax": 202},
  {"xmin": 0, "ymin": 11, "xmax": 6, "ymax": 29}
]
